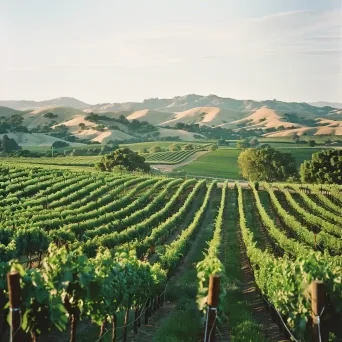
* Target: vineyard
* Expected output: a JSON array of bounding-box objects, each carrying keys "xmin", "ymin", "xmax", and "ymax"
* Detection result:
[
  {"xmin": 145, "ymin": 145, "xmax": 210, "ymax": 165},
  {"xmin": 0, "ymin": 165, "xmax": 341, "ymax": 341},
  {"xmin": 144, "ymin": 150, "xmax": 198, "ymax": 164}
]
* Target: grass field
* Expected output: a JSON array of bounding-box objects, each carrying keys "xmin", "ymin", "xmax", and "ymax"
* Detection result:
[
  {"xmin": 175, "ymin": 149, "xmax": 242, "ymax": 179},
  {"xmin": 24, "ymin": 141, "xmax": 210, "ymax": 153},
  {"xmin": 259, "ymin": 135, "xmax": 342, "ymax": 143},
  {"xmin": 0, "ymin": 147, "xmax": 327, "ymax": 179},
  {"xmin": 175, "ymin": 147, "xmax": 324, "ymax": 179}
]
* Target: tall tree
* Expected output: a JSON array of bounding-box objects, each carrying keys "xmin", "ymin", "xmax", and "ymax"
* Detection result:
[
  {"xmin": 238, "ymin": 146, "xmax": 297, "ymax": 182},
  {"xmin": 0, "ymin": 135, "xmax": 20, "ymax": 153},
  {"xmin": 300, "ymin": 150, "xmax": 342, "ymax": 184}
]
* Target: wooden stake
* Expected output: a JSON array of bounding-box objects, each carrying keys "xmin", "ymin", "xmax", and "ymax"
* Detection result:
[
  {"xmin": 204, "ymin": 275, "xmax": 220, "ymax": 342},
  {"xmin": 123, "ymin": 307, "xmax": 130, "ymax": 342},
  {"xmin": 311, "ymin": 280, "xmax": 325, "ymax": 342},
  {"xmin": 7, "ymin": 271, "xmax": 24, "ymax": 342}
]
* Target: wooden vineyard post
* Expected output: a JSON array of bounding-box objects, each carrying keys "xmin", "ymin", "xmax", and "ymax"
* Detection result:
[
  {"xmin": 7, "ymin": 271, "xmax": 24, "ymax": 342},
  {"xmin": 204, "ymin": 275, "xmax": 220, "ymax": 342},
  {"xmin": 311, "ymin": 280, "xmax": 326, "ymax": 342},
  {"xmin": 123, "ymin": 307, "xmax": 130, "ymax": 342}
]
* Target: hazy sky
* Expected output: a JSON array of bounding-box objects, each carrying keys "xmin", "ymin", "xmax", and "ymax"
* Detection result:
[{"xmin": 1, "ymin": 0, "xmax": 341, "ymax": 104}]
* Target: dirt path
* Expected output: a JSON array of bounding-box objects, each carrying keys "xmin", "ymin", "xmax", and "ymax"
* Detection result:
[
  {"xmin": 152, "ymin": 150, "xmax": 210, "ymax": 172},
  {"xmin": 238, "ymin": 232, "xmax": 290, "ymax": 341},
  {"xmin": 239, "ymin": 189, "xmax": 289, "ymax": 341}
]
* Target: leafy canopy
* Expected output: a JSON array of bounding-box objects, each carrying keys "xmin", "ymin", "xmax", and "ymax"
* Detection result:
[
  {"xmin": 300, "ymin": 149, "xmax": 342, "ymax": 184},
  {"xmin": 96, "ymin": 147, "xmax": 151, "ymax": 172},
  {"xmin": 238, "ymin": 146, "xmax": 297, "ymax": 182}
]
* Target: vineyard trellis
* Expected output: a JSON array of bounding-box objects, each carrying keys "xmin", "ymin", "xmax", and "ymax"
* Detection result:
[{"xmin": 0, "ymin": 165, "xmax": 341, "ymax": 341}]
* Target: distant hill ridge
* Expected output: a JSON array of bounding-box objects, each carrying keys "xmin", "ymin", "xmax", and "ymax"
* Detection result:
[
  {"xmin": 0, "ymin": 97, "xmax": 90, "ymax": 110},
  {"xmin": 1, "ymin": 94, "xmax": 342, "ymax": 112},
  {"xmin": 0, "ymin": 95, "xmax": 341, "ymax": 145}
]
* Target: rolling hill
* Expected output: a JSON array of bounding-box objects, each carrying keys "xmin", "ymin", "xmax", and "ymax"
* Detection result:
[
  {"xmin": 0, "ymin": 97, "xmax": 90, "ymax": 110},
  {"xmin": 1, "ymin": 95, "xmax": 342, "ymax": 146},
  {"xmin": 0, "ymin": 106, "xmax": 28, "ymax": 118}
]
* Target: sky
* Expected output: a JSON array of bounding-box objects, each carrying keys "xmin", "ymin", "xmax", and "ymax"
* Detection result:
[{"xmin": 1, "ymin": 0, "xmax": 341, "ymax": 104}]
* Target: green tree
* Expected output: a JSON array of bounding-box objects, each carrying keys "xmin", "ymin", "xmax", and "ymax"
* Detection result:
[
  {"xmin": 78, "ymin": 123, "xmax": 86, "ymax": 130},
  {"xmin": 181, "ymin": 143, "xmax": 194, "ymax": 151},
  {"xmin": 308, "ymin": 140, "xmax": 316, "ymax": 147},
  {"xmin": 96, "ymin": 148, "xmax": 150, "ymax": 172},
  {"xmin": 52, "ymin": 141, "xmax": 70, "ymax": 149},
  {"xmin": 150, "ymin": 146, "xmax": 162, "ymax": 153},
  {"xmin": 0, "ymin": 135, "xmax": 20, "ymax": 153},
  {"xmin": 236, "ymin": 139, "xmax": 250, "ymax": 149},
  {"xmin": 209, "ymin": 144, "xmax": 218, "ymax": 151},
  {"xmin": 300, "ymin": 150, "xmax": 342, "ymax": 184},
  {"xmin": 169, "ymin": 144, "xmax": 180, "ymax": 152},
  {"xmin": 238, "ymin": 147, "xmax": 297, "ymax": 182}
]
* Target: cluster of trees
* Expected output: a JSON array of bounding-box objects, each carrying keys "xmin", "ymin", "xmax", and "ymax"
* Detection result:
[
  {"xmin": 0, "ymin": 135, "xmax": 20, "ymax": 154},
  {"xmin": 0, "ymin": 115, "xmax": 28, "ymax": 133},
  {"xmin": 43, "ymin": 112, "xmax": 58, "ymax": 119},
  {"xmin": 51, "ymin": 141, "xmax": 70, "ymax": 148},
  {"xmin": 300, "ymin": 150, "xmax": 342, "ymax": 184},
  {"xmin": 144, "ymin": 143, "xmax": 197, "ymax": 154},
  {"xmin": 167, "ymin": 122, "xmax": 261, "ymax": 140},
  {"xmin": 85, "ymin": 113, "xmax": 157, "ymax": 134},
  {"xmin": 238, "ymin": 147, "xmax": 297, "ymax": 182},
  {"xmin": 96, "ymin": 148, "xmax": 151, "ymax": 173},
  {"xmin": 238, "ymin": 147, "xmax": 341, "ymax": 184},
  {"xmin": 48, "ymin": 143, "xmax": 119, "ymax": 157}
]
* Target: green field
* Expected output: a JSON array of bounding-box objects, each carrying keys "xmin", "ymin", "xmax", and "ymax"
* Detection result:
[
  {"xmin": 175, "ymin": 147, "xmax": 324, "ymax": 179},
  {"xmin": 0, "ymin": 147, "xmax": 327, "ymax": 179},
  {"xmin": 175, "ymin": 149, "xmax": 242, "ymax": 178}
]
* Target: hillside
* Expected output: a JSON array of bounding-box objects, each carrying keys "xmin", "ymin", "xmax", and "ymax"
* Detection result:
[
  {"xmin": 310, "ymin": 101, "xmax": 342, "ymax": 109},
  {"xmin": 0, "ymin": 132, "xmax": 83, "ymax": 146},
  {"xmin": 1, "ymin": 95, "xmax": 342, "ymax": 144},
  {"xmin": 0, "ymin": 97, "xmax": 90, "ymax": 110},
  {"xmin": 0, "ymin": 106, "xmax": 27, "ymax": 118}
]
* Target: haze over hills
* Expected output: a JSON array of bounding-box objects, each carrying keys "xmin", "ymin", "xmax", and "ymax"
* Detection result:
[
  {"xmin": 1, "ymin": 94, "xmax": 342, "ymax": 145},
  {"xmin": 0, "ymin": 97, "xmax": 90, "ymax": 110},
  {"xmin": 310, "ymin": 102, "xmax": 342, "ymax": 110},
  {"xmin": 2, "ymin": 94, "xmax": 342, "ymax": 113}
]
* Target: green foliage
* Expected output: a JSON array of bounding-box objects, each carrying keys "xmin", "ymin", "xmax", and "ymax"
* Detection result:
[
  {"xmin": 14, "ymin": 227, "xmax": 50, "ymax": 264},
  {"xmin": 160, "ymin": 182, "xmax": 215, "ymax": 274},
  {"xmin": 43, "ymin": 112, "xmax": 58, "ymax": 119},
  {"xmin": 236, "ymin": 139, "xmax": 250, "ymax": 149},
  {"xmin": 96, "ymin": 147, "xmax": 151, "ymax": 172},
  {"xmin": 196, "ymin": 182, "xmax": 227, "ymax": 314},
  {"xmin": 0, "ymin": 135, "xmax": 20, "ymax": 153},
  {"xmin": 169, "ymin": 144, "xmax": 181, "ymax": 152},
  {"xmin": 150, "ymin": 145, "xmax": 162, "ymax": 153},
  {"xmin": 236, "ymin": 183, "xmax": 342, "ymax": 339},
  {"xmin": 181, "ymin": 143, "xmax": 194, "ymax": 151},
  {"xmin": 0, "ymin": 245, "xmax": 167, "ymax": 339},
  {"xmin": 300, "ymin": 150, "xmax": 342, "ymax": 184},
  {"xmin": 51, "ymin": 140, "xmax": 70, "ymax": 149},
  {"xmin": 238, "ymin": 147, "xmax": 297, "ymax": 182}
]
